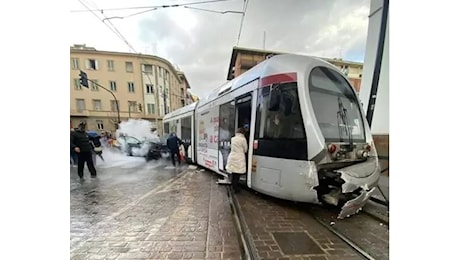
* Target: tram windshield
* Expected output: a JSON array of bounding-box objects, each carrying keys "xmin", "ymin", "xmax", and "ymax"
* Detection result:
[
  {"xmin": 255, "ymin": 82, "xmax": 306, "ymax": 139},
  {"xmin": 309, "ymin": 67, "xmax": 366, "ymax": 143}
]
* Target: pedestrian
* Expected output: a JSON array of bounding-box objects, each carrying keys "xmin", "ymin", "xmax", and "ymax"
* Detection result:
[
  {"xmin": 100, "ymin": 132, "xmax": 108, "ymax": 147},
  {"xmin": 166, "ymin": 132, "xmax": 183, "ymax": 167},
  {"xmin": 225, "ymin": 127, "xmax": 248, "ymax": 193},
  {"xmin": 70, "ymin": 121, "xmax": 97, "ymax": 180},
  {"xmin": 70, "ymin": 128, "xmax": 78, "ymax": 167},
  {"xmin": 89, "ymin": 133, "xmax": 104, "ymax": 164},
  {"xmin": 267, "ymin": 112, "xmax": 283, "ymax": 138}
]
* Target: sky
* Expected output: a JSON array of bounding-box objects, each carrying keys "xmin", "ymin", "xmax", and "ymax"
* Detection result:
[{"xmin": 70, "ymin": 0, "xmax": 371, "ymax": 98}]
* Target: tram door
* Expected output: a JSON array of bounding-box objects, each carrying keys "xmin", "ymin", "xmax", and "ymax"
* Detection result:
[
  {"xmin": 234, "ymin": 95, "xmax": 253, "ymax": 183},
  {"xmin": 218, "ymin": 101, "xmax": 235, "ymax": 173}
]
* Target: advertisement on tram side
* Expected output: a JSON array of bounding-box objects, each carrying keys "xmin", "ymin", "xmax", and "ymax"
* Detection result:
[{"xmin": 196, "ymin": 106, "xmax": 219, "ymax": 173}]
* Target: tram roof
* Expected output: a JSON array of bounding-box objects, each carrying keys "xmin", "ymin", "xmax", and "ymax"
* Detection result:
[
  {"xmin": 163, "ymin": 54, "xmax": 336, "ymax": 119},
  {"xmin": 163, "ymin": 102, "xmax": 197, "ymax": 121},
  {"xmin": 197, "ymin": 53, "xmax": 328, "ymax": 107}
]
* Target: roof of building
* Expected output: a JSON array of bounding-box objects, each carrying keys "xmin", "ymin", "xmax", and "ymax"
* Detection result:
[
  {"xmin": 70, "ymin": 44, "xmax": 183, "ymax": 82},
  {"xmin": 176, "ymin": 71, "xmax": 191, "ymax": 89},
  {"xmin": 226, "ymin": 46, "xmax": 363, "ymax": 80}
]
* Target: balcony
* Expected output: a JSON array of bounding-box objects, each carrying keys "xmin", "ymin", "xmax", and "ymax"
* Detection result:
[{"xmin": 70, "ymin": 109, "xmax": 90, "ymax": 116}]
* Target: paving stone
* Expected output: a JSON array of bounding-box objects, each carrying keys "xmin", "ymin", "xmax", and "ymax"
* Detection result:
[{"xmin": 71, "ymin": 164, "xmax": 242, "ymax": 259}]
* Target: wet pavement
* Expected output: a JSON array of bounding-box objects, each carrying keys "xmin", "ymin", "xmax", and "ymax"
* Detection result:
[
  {"xmin": 70, "ymin": 150, "xmax": 241, "ymax": 260},
  {"xmin": 71, "ymin": 150, "xmax": 389, "ymax": 260},
  {"xmin": 232, "ymin": 173, "xmax": 390, "ymax": 260},
  {"xmin": 233, "ymin": 189, "xmax": 365, "ymax": 260}
]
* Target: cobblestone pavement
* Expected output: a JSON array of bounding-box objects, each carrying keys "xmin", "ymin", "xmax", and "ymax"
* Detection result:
[
  {"xmin": 235, "ymin": 189, "xmax": 373, "ymax": 260},
  {"xmin": 70, "ymin": 159, "xmax": 241, "ymax": 260},
  {"xmin": 308, "ymin": 205, "xmax": 389, "ymax": 260}
]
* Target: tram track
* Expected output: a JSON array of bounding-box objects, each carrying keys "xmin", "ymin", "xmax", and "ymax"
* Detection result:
[
  {"xmin": 228, "ymin": 185, "xmax": 389, "ymax": 260},
  {"xmin": 307, "ymin": 204, "xmax": 389, "ymax": 260},
  {"xmin": 310, "ymin": 214, "xmax": 375, "ymax": 260},
  {"xmin": 362, "ymin": 206, "xmax": 389, "ymax": 226},
  {"xmin": 227, "ymin": 185, "xmax": 257, "ymax": 260}
]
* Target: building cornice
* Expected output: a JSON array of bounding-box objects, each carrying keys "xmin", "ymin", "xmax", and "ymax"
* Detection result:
[{"xmin": 70, "ymin": 47, "xmax": 182, "ymax": 82}]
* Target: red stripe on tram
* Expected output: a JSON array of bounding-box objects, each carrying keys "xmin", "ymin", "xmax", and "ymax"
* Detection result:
[{"xmin": 260, "ymin": 73, "xmax": 297, "ymax": 87}]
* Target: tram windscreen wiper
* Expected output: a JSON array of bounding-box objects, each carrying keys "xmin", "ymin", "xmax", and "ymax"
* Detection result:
[{"xmin": 336, "ymin": 97, "xmax": 353, "ymax": 149}]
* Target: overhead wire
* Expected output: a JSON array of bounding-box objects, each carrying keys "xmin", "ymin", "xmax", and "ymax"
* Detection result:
[
  {"xmin": 76, "ymin": 0, "xmax": 136, "ymax": 53},
  {"xmin": 236, "ymin": 0, "xmax": 249, "ymax": 46},
  {"xmin": 183, "ymin": 6, "xmax": 243, "ymax": 14},
  {"xmin": 70, "ymin": 0, "xmax": 235, "ymax": 13},
  {"xmin": 75, "ymin": 0, "xmax": 191, "ymax": 117}
]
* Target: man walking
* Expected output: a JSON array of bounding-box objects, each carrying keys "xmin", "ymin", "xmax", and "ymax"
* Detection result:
[
  {"xmin": 166, "ymin": 132, "xmax": 183, "ymax": 167},
  {"xmin": 71, "ymin": 121, "xmax": 97, "ymax": 180}
]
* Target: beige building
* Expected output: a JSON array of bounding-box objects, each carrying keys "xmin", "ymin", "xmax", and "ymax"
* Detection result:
[
  {"xmin": 227, "ymin": 46, "xmax": 364, "ymax": 92},
  {"xmin": 176, "ymin": 71, "xmax": 194, "ymax": 107},
  {"xmin": 70, "ymin": 44, "xmax": 192, "ymax": 134}
]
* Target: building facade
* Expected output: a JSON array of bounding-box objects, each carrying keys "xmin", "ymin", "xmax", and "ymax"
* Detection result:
[
  {"xmin": 226, "ymin": 46, "xmax": 364, "ymax": 92},
  {"xmin": 70, "ymin": 44, "xmax": 192, "ymax": 134},
  {"xmin": 176, "ymin": 71, "xmax": 193, "ymax": 107}
]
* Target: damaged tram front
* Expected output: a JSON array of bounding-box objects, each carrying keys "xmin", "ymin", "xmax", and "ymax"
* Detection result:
[{"xmin": 307, "ymin": 66, "xmax": 380, "ymax": 218}]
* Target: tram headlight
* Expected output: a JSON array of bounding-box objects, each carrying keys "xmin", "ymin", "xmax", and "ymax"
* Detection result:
[
  {"xmin": 328, "ymin": 144, "xmax": 337, "ymax": 153},
  {"xmin": 356, "ymin": 150, "xmax": 369, "ymax": 159},
  {"xmin": 364, "ymin": 144, "xmax": 372, "ymax": 151}
]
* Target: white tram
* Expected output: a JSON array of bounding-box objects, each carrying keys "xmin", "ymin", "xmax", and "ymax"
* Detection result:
[{"xmin": 163, "ymin": 54, "xmax": 380, "ymax": 218}]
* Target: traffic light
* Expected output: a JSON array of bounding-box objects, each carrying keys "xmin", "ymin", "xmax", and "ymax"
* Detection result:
[
  {"xmin": 79, "ymin": 70, "xmax": 89, "ymax": 88},
  {"xmin": 138, "ymin": 104, "xmax": 142, "ymax": 112}
]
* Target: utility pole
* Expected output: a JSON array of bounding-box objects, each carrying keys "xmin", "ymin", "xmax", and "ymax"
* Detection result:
[
  {"xmin": 366, "ymin": 0, "xmax": 389, "ymax": 127},
  {"xmin": 79, "ymin": 70, "xmax": 121, "ymax": 127}
]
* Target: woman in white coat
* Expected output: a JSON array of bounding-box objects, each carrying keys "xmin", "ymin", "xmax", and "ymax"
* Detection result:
[{"xmin": 225, "ymin": 127, "xmax": 248, "ymax": 193}]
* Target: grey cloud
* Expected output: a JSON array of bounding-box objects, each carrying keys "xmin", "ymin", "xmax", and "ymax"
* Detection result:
[{"xmin": 136, "ymin": 0, "xmax": 370, "ymax": 98}]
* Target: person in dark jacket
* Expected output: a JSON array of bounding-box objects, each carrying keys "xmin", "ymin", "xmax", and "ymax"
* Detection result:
[
  {"xmin": 70, "ymin": 128, "xmax": 78, "ymax": 167},
  {"xmin": 70, "ymin": 121, "xmax": 97, "ymax": 180},
  {"xmin": 166, "ymin": 132, "xmax": 183, "ymax": 166}
]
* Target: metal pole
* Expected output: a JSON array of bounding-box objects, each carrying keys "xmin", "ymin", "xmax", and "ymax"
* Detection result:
[
  {"xmin": 366, "ymin": 0, "xmax": 389, "ymax": 127},
  {"xmin": 87, "ymin": 79, "xmax": 121, "ymax": 125}
]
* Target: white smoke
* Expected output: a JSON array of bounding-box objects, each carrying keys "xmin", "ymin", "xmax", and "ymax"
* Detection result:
[
  {"xmin": 115, "ymin": 119, "xmax": 161, "ymax": 157},
  {"xmin": 116, "ymin": 119, "xmax": 160, "ymax": 142},
  {"xmin": 131, "ymin": 142, "xmax": 151, "ymax": 157}
]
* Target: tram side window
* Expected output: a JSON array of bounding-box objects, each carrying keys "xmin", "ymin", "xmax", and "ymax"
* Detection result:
[
  {"xmin": 181, "ymin": 117, "xmax": 192, "ymax": 143},
  {"xmin": 255, "ymin": 82, "xmax": 305, "ymax": 139},
  {"xmin": 219, "ymin": 101, "xmax": 235, "ymax": 171},
  {"xmin": 164, "ymin": 122, "xmax": 170, "ymax": 135},
  {"xmin": 219, "ymin": 102, "xmax": 235, "ymax": 142},
  {"xmin": 181, "ymin": 117, "xmax": 192, "ymax": 157}
]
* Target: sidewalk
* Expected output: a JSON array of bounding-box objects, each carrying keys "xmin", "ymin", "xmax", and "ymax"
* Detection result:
[{"xmin": 71, "ymin": 167, "xmax": 242, "ymax": 260}]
